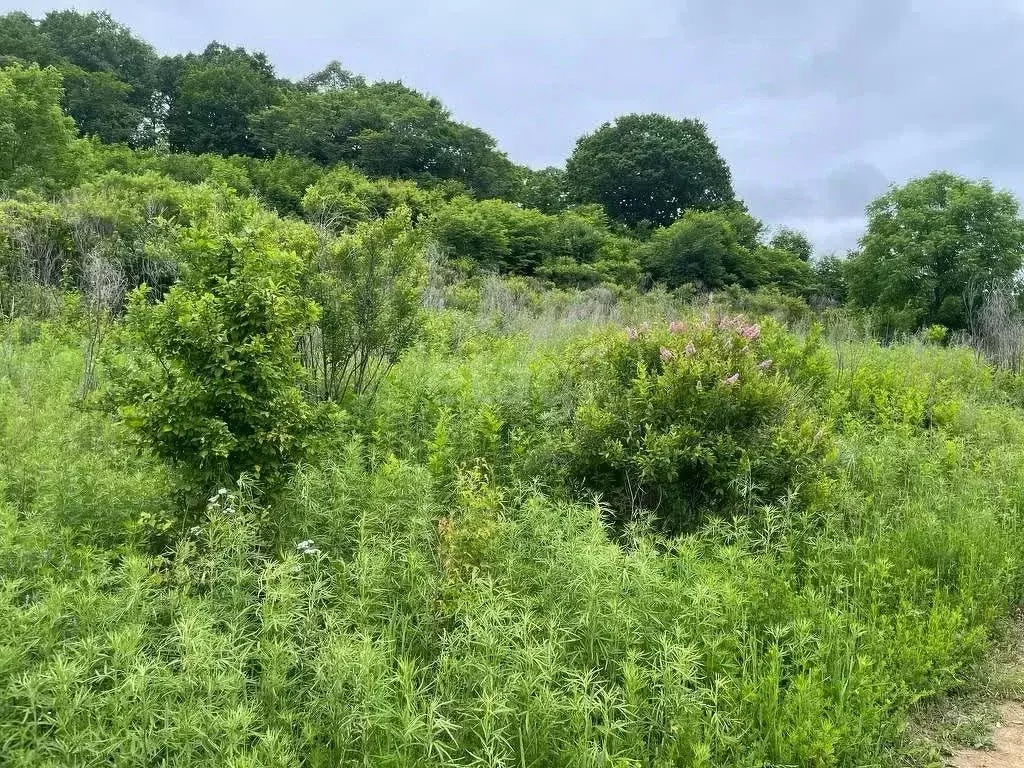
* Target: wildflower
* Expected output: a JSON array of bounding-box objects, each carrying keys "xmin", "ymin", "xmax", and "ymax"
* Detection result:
[
  {"xmin": 758, "ymin": 358, "xmax": 773, "ymax": 370},
  {"xmin": 639, "ymin": 322, "xmax": 650, "ymax": 333},
  {"xmin": 668, "ymin": 320, "xmax": 687, "ymax": 334},
  {"xmin": 742, "ymin": 324, "xmax": 761, "ymax": 341},
  {"xmin": 296, "ymin": 539, "xmax": 320, "ymax": 555},
  {"xmin": 723, "ymin": 373, "xmax": 740, "ymax": 386},
  {"xmin": 659, "ymin": 346, "xmax": 675, "ymax": 362},
  {"xmin": 626, "ymin": 327, "xmax": 639, "ymax": 340},
  {"xmin": 685, "ymin": 341, "xmax": 697, "ymax": 356}
]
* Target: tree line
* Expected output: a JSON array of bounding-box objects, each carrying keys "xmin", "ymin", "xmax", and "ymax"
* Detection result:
[{"xmin": 3, "ymin": 8, "xmax": 1024, "ymax": 336}]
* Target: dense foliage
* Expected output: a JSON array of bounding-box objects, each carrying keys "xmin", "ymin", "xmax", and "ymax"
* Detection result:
[
  {"xmin": 0, "ymin": 62, "xmax": 79, "ymax": 191},
  {"xmin": 847, "ymin": 172, "xmax": 1024, "ymax": 333},
  {"xmin": 113, "ymin": 196, "xmax": 319, "ymax": 504},
  {"xmin": 564, "ymin": 315, "xmax": 829, "ymax": 534},
  {"xmin": 565, "ymin": 113, "xmax": 736, "ymax": 228},
  {"xmin": 4, "ymin": 9, "xmax": 1024, "ymax": 767}
]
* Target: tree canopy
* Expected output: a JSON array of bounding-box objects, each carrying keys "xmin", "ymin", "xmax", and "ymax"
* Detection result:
[
  {"xmin": 253, "ymin": 80, "xmax": 516, "ymax": 197},
  {"xmin": 847, "ymin": 172, "xmax": 1024, "ymax": 331},
  {"xmin": 0, "ymin": 10, "xmax": 158, "ymax": 145},
  {"xmin": 565, "ymin": 113, "xmax": 736, "ymax": 229},
  {"xmin": 164, "ymin": 43, "xmax": 280, "ymax": 156}
]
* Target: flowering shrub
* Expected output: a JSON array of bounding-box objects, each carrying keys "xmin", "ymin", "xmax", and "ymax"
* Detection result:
[{"xmin": 564, "ymin": 314, "xmax": 831, "ymax": 534}]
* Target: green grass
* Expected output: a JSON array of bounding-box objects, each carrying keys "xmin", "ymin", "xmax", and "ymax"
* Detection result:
[{"xmin": 2, "ymin": 308, "xmax": 1024, "ymax": 766}]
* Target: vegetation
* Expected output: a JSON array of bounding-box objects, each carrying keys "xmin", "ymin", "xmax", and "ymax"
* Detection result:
[
  {"xmin": 565, "ymin": 113, "xmax": 736, "ymax": 229},
  {"xmin": 2, "ymin": 9, "xmax": 1024, "ymax": 767},
  {"xmin": 847, "ymin": 172, "xmax": 1024, "ymax": 334}
]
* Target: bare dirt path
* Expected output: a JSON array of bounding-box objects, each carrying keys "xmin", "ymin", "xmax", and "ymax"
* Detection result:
[{"xmin": 948, "ymin": 701, "xmax": 1024, "ymax": 768}]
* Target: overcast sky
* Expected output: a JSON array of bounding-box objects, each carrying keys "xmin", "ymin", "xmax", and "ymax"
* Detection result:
[{"xmin": 9, "ymin": 0, "xmax": 1024, "ymax": 254}]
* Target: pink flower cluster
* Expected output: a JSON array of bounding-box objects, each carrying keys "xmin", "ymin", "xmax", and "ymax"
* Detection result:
[{"xmin": 717, "ymin": 314, "xmax": 760, "ymax": 341}]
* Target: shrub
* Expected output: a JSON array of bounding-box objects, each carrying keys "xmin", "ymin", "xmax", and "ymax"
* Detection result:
[
  {"xmin": 302, "ymin": 165, "xmax": 448, "ymax": 232},
  {"xmin": 112, "ymin": 196, "xmax": 319, "ymax": 508},
  {"xmin": 300, "ymin": 206, "xmax": 426, "ymax": 402},
  {"xmin": 563, "ymin": 314, "xmax": 830, "ymax": 534}
]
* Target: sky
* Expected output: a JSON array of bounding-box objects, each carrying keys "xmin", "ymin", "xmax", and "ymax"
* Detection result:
[{"xmin": 9, "ymin": 0, "xmax": 1024, "ymax": 254}]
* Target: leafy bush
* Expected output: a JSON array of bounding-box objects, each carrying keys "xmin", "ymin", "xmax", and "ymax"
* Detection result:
[
  {"xmin": 112, "ymin": 197, "xmax": 319, "ymax": 507},
  {"xmin": 563, "ymin": 314, "xmax": 830, "ymax": 533},
  {"xmin": 302, "ymin": 164, "xmax": 449, "ymax": 231},
  {"xmin": 300, "ymin": 206, "xmax": 426, "ymax": 402}
]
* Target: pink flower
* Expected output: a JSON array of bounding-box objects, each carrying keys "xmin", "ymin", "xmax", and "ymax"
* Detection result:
[
  {"xmin": 626, "ymin": 327, "xmax": 639, "ymax": 340},
  {"xmin": 668, "ymin": 320, "xmax": 687, "ymax": 334},
  {"xmin": 685, "ymin": 341, "xmax": 697, "ymax": 356},
  {"xmin": 723, "ymin": 373, "xmax": 740, "ymax": 386},
  {"xmin": 742, "ymin": 324, "xmax": 761, "ymax": 341},
  {"xmin": 758, "ymin": 358, "xmax": 773, "ymax": 370},
  {"xmin": 659, "ymin": 346, "xmax": 675, "ymax": 362}
]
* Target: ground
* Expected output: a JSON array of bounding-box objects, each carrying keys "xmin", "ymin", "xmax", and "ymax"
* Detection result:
[{"xmin": 949, "ymin": 701, "xmax": 1024, "ymax": 768}]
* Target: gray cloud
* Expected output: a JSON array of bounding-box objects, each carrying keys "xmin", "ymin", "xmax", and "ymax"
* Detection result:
[{"xmin": 10, "ymin": 0, "xmax": 1024, "ymax": 254}]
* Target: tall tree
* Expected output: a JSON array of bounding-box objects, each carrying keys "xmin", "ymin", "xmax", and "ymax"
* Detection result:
[
  {"xmin": 565, "ymin": 113, "xmax": 735, "ymax": 228},
  {"xmin": 511, "ymin": 166, "xmax": 568, "ymax": 214},
  {"xmin": 847, "ymin": 172, "xmax": 1024, "ymax": 331},
  {"xmin": 165, "ymin": 43, "xmax": 280, "ymax": 156},
  {"xmin": 0, "ymin": 12, "xmax": 60, "ymax": 67},
  {"xmin": 0, "ymin": 11, "xmax": 158, "ymax": 145},
  {"xmin": 38, "ymin": 10, "xmax": 158, "ymax": 112}
]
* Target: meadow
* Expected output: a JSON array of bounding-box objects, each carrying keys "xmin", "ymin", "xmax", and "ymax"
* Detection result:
[{"xmin": 3, "ymin": 285, "xmax": 1024, "ymax": 767}]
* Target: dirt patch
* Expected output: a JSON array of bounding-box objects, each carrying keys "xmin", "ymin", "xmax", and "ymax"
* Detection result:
[{"xmin": 948, "ymin": 701, "xmax": 1024, "ymax": 768}]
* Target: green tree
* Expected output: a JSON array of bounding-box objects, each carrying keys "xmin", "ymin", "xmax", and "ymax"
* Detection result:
[
  {"xmin": 302, "ymin": 165, "xmax": 449, "ymax": 231},
  {"xmin": 812, "ymin": 254, "xmax": 849, "ymax": 305},
  {"xmin": 511, "ymin": 166, "xmax": 568, "ymax": 214},
  {"xmin": 770, "ymin": 226, "xmax": 813, "ymax": 262},
  {"xmin": 640, "ymin": 210, "xmax": 746, "ymax": 289},
  {"xmin": 114, "ymin": 197, "xmax": 319, "ymax": 502},
  {"xmin": 0, "ymin": 11, "xmax": 159, "ymax": 145},
  {"xmin": 38, "ymin": 11, "xmax": 157, "ymax": 108},
  {"xmin": 426, "ymin": 196, "xmax": 557, "ymax": 274},
  {"xmin": 0, "ymin": 12, "xmax": 60, "ymax": 67},
  {"xmin": 565, "ymin": 113, "xmax": 735, "ymax": 228},
  {"xmin": 0, "ymin": 63, "xmax": 80, "ymax": 191},
  {"xmin": 165, "ymin": 43, "xmax": 280, "ymax": 156},
  {"xmin": 847, "ymin": 172, "xmax": 1024, "ymax": 331},
  {"xmin": 253, "ymin": 80, "xmax": 516, "ymax": 197}
]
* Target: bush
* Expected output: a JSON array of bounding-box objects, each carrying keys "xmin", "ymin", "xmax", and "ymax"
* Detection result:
[
  {"xmin": 300, "ymin": 206, "xmax": 427, "ymax": 402},
  {"xmin": 302, "ymin": 165, "xmax": 448, "ymax": 232},
  {"xmin": 563, "ymin": 313, "xmax": 830, "ymax": 533},
  {"xmin": 112, "ymin": 196, "xmax": 319, "ymax": 508}
]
